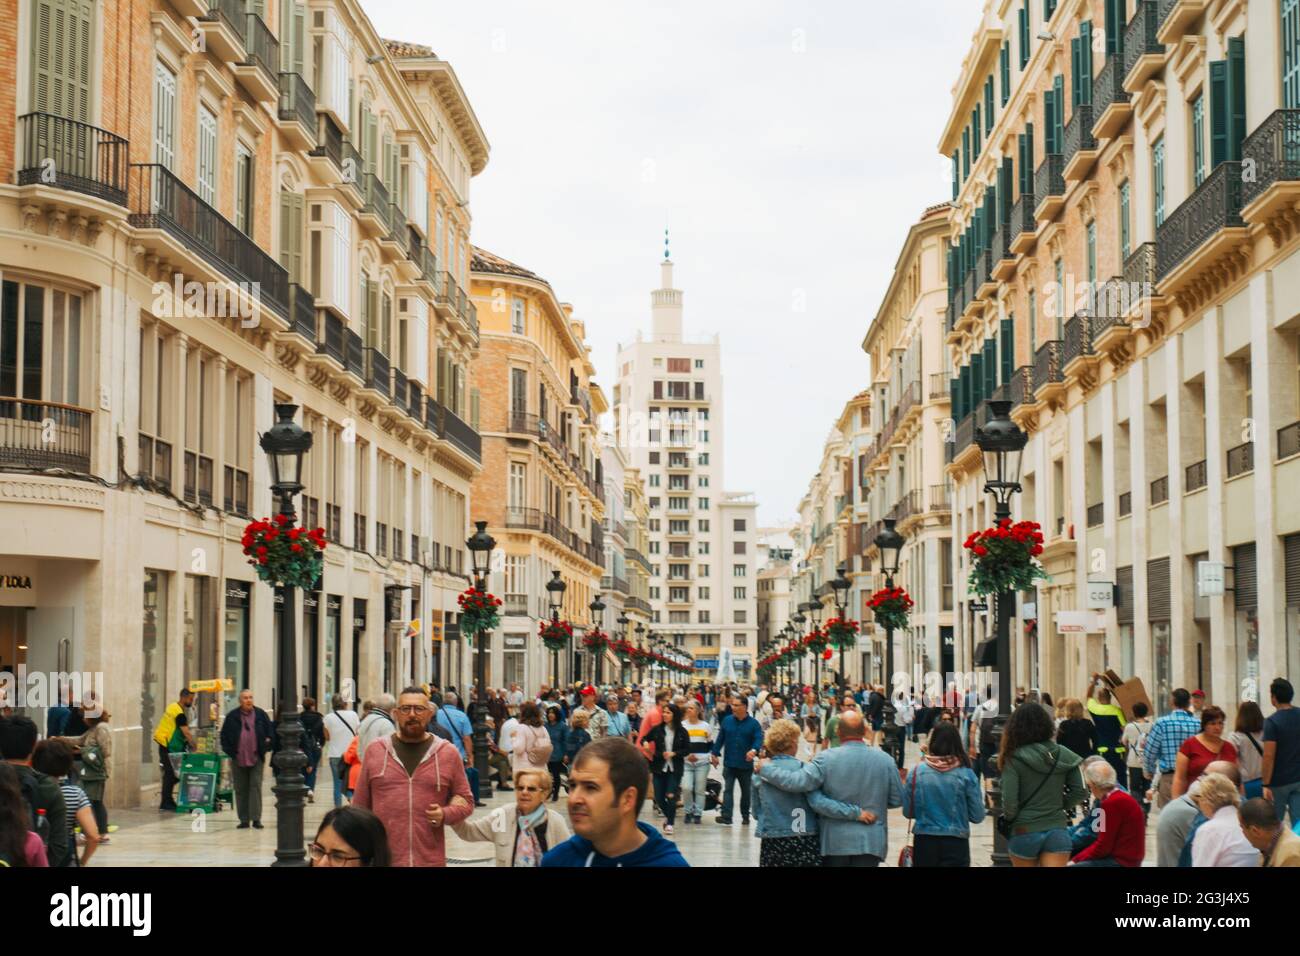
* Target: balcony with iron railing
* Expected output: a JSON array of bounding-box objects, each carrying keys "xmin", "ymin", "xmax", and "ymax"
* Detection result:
[
  {"xmin": 391, "ymin": 366, "xmax": 409, "ymax": 416},
  {"xmin": 601, "ymin": 575, "xmax": 630, "ymax": 595},
  {"xmin": 572, "ymin": 386, "xmax": 593, "ymax": 421},
  {"xmin": 974, "ymin": 247, "xmax": 995, "ymax": 299},
  {"xmin": 197, "ymin": 0, "xmax": 248, "ymax": 61},
  {"xmin": 0, "ymin": 399, "xmax": 92, "ymax": 473},
  {"xmin": 1118, "ymin": 491, "xmax": 1132, "ymax": 517},
  {"xmin": 361, "ymin": 349, "xmax": 390, "ymax": 400},
  {"xmin": 1185, "ymin": 458, "xmax": 1207, "ymax": 492},
  {"xmin": 1062, "ymin": 312, "xmax": 1095, "ymax": 372},
  {"xmin": 1007, "ymin": 365, "xmax": 1035, "ymax": 409},
  {"xmin": 315, "ymin": 311, "xmax": 346, "ymax": 366},
  {"xmin": 233, "ymin": 13, "xmax": 279, "ymax": 102},
  {"xmin": 1121, "ymin": 242, "xmax": 1160, "ymax": 319},
  {"xmin": 1087, "ymin": 276, "xmax": 1126, "ymax": 347},
  {"xmin": 276, "ymin": 73, "xmax": 316, "ymax": 148},
  {"xmin": 1226, "ymin": 441, "xmax": 1254, "ymax": 478},
  {"xmin": 929, "ymin": 482, "xmax": 952, "ymax": 512},
  {"xmin": 1122, "ymin": 1, "xmax": 1166, "ymax": 92},
  {"xmin": 1155, "ymin": 161, "xmax": 1244, "ymax": 282},
  {"xmin": 1241, "ymin": 110, "xmax": 1300, "ymax": 223},
  {"xmin": 1032, "ymin": 340, "xmax": 1064, "ymax": 397},
  {"xmin": 344, "ymin": 329, "xmax": 364, "ymax": 380},
  {"xmin": 1150, "ymin": 475, "xmax": 1170, "ymax": 505},
  {"xmin": 929, "ymin": 373, "xmax": 949, "ymax": 402},
  {"xmin": 434, "ymin": 271, "xmax": 459, "ymax": 316},
  {"xmin": 991, "ymin": 227, "xmax": 1016, "ymax": 280},
  {"xmin": 1008, "ymin": 194, "xmax": 1038, "ymax": 254},
  {"xmin": 1092, "ymin": 55, "xmax": 1132, "ymax": 139},
  {"xmin": 360, "ymin": 172, "xmax": 392, "ymax": 235},
  {"xmin": 430, "ymin": 400, "xmax": 482, "ymax": 463},
  {"xmin": 1086, "ymin": 502, "xmax": 1104, "ymax": 528},
  {"xmin": 128, "ymin": 163, "xmax": 289, "ymax": 320},
  {"xmin": 16, "ymin": 113, "xmax": 129, "ymax": 207},
  {"xmin": 962, "ymin": 269, "xmax": 979, "ymax": 318},
  {"xmin": 382, "ymin": 201, "xmax": 411, "ymax": 260},
  {"xmin": 1156, "ymin": 0, "xmax": 1207, "ymax": 44},
  {"xmin": 285, "ymin": 283, "xmax": 316, "ymax": 344},
  {"xmin": 1034, "ymin": 153, "xmax": 1066, "ymax": 220},
  {"xmin": 1280, "ymin": 421, "xmax": 1300, "ymax": 460},
  {"xmin": 308, "ymin": 114, "xmax": 343, "ymax": 172},
  {"xmin": 1063, "ymin": 103, "xmax": 1098, "ymax": 180}
]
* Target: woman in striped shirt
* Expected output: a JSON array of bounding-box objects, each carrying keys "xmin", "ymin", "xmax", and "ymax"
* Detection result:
[{"xmin": 33, "ymin": 740, "xmax": 100, "ymax": 867}]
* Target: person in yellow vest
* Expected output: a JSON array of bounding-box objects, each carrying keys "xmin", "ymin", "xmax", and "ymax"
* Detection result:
[
  {"xmin": 152, "ymin": 689, "xmax": 195, "ymax": 811},
  {"xmin": 1085, "ymin": 676, "xmax": 1127, "ymax": 783}
]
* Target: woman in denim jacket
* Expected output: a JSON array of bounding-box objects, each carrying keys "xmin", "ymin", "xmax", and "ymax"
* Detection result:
[
  {"xmin": 752, "ymin": 718, "xmax": 825, "ymax": 866},
  {"xmin": 902, "ymin": 721, "xmax": 986, "ymax": 867}
]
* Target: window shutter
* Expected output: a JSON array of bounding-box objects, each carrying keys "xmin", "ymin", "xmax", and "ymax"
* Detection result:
[
  {"xmin": 1227, "ymin": 36, "xmax": 1246, "ymax": 162},
  {"xmin": 973, "ymin": 107, "xmax": 981, "ymax": 157},
  {"xmin": 1001, "ymin": 157, "xmax": 1014, "ymax": 221},
  {"xmin": 470, "ymin": 388, "xmax": 480, "ymax": 431},
  {"xmin": 971, "ymin": 353, "xmax": 984, "ymax": 407},
  {"xmin": 985, "ymin": 77, "xmax": 995, "ymax": 132},
  {"xmin": 1025, "ymin": 122, "xmax": 1035, "ymax": 184},
  {"xmin": 1017, "ymin": 133, "xmax": 1027, "ymax": 194},
  {"xmin": 1043, "ymin": 90, "xmax": 1056, "ymax": 154},
  {"xmin": 1116, "ymin": 565, "xmax": 1134, "ymax": 623},
  {"xmin": 1054, "ymin": 75, "xmax": 1065, "ymax": 148},
  {"xmin": 1080, "ymin": 22, "xmax": 1093, "ymax": 104},
  {"xmin": 1286, "ymin": 0, "xmax": 1300, "ymax": 109},
  {"xmin": 960, "ymin": 365, "xmax": 972, "ymax": 418},
  {"xmin": 1071, "ymin": 37, "xmax": 1081, "ymax": 108},
  {"xmin": 1209, "ymin": 59, "xmax": 1228, "ymax": 169},
  {"xmin": 951, "ymin": 377, "xmax": 962, "ymax": 420},
  {"xmin": 292, "ymin": 1, "xmax": 306, "ymax": 75},
  {"xmin": 1105, "ymin": 0, "xmax": 1122, "ymax": 57},
  {"xmin": 1147, "ymin": 557, "xmax": 1171, "ymax": 621},
  {"xmin": 280, "ymin": 0, "xmax": 292, "ymax": 71},
  {"xmin": 1285, "ymin": 534, "xmax": 1300, "ymax": 607},
  {"xmin": 32, "ymin": 0, "xmax": 93, "ymax": 121},
  {"xmin": 1234, "ymin": 543, "xmax": 1258, "ymax": 610},
  {"xmin": 952, "ymin": 152, "xmax": 960, "ymax": 199},
  {"xmin": 963, "ymin": 129, "xmax": 970, "ymax": 177},
  {"xmin": 983, "ymin": 339, "xmax": 997, "ymax": 393},
  {"xmin": 279, "ymin": 190, "xmax": 303, "ymax": 283},
  {"xmin": 1001, "ymin": 43, "xmax": 1011, "ymax": 105},
  {"xmin": 1019, "ymin": 5, "xmax": 1030, "ymax": 68},
  {"xmin": 1001, "ymin": 319, "xmax": 1014, "ymax": 383}
]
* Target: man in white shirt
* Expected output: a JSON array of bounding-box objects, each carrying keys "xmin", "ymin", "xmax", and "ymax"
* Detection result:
[
  {"xmin": 508, "ymin": 683, "xmax": 525, "ymax": 708},
  {"xmin": 499, "ymin": 711, "xmax": 520, "ymax": 769},
  {"xmin": 321, "ymin": 694, "xmax": 359, "ymax": 808}
]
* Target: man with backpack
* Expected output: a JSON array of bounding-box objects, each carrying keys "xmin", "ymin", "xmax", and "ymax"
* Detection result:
[{"xmin": 0, "ymin": 715, "xmax": 69, "ymax": 867}]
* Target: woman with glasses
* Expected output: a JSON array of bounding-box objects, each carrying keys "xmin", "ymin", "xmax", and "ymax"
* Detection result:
[
  {"xmin": 309, "ymin": 806, "xmax": 391, "ymax": 867},
  {"xmin": 452, "ymin": 768, "xmax": 572, "ymax": 867}
]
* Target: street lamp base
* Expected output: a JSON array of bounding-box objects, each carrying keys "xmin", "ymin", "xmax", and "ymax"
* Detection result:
[{"xmin": 985, "ymin": 714, "xmax": 1012, "ymax": 867}]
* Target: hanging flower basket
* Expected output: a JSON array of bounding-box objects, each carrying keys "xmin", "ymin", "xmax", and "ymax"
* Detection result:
[
  {"xmin": 582, "ymin": 628, "xmax": 610, "ymax": 652},
  {"xmin": 242, "ymin": 515, "xmax": 325, "ymax": 589},
  {"xmin": 538, "ymin": 619, "xmax": 574, "ymax": 652},
  {"xmin": 612, "ymin": 638, "xmax": 634, "ymax": 662},
  {"xmin": 963, "ymin": 519, "xmax": 1051, "ymax": 597},
  {"xmin": 868, "ymin": 587, "xmax": 913, "ymax": 632},
  {"xmin": 803, "ymin": 627, "xmax": 829, "ymax": 653},
  {"xmin": 824, "ymin": 617, "xmax": 860, "ymax": 651},
  {"xmin": 822, "ymin": 648, "xmax": 834, "ymax": 661},
  {"xmin": 457, "ymin": 586, "xmax": 502, "ymax": 636}
]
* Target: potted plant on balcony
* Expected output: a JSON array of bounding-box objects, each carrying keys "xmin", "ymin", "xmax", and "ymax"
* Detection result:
[
  {"xmin": 824, "ymin": 616, "xmax": 861, "ymax": 651},
  {"xmin": 868, "ymin": 587, "xmax": 913, "ymax": 632},
  {"xmin": 457, "ymin": 585, "xmax": 503, "ymax": 637},
  {"xmin": 963, "ymin": 518, "xmax": 1050, "ymax": 596},
  {"xmin": 242, "ymin": 514, "xmax": 326, "ymax": 589}
]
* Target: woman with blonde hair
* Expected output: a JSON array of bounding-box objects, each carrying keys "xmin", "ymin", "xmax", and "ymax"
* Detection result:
[
  {"xmin": 1056, "ymin": 698, "xmax": 1097, "ymax": 760},
  {"xmin": 511, "ymin": 701, "xmax": 553, "ymax": 773},
  {"xmin": 752, "ymin": 719, "xmax": 822, "ymax": 867},
  {"xmin": 452, "ymin": 768, "xmax": 572, "ymax": 867},
  {"xmin": 1190, "ymin": 772, "xmax": 1260, "ymax": 867}
]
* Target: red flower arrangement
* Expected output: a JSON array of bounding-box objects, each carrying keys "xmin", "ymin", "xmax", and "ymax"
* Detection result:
[
  {"xmin": 612, "ymin": 637, "xmax": 635, "ymax": 662},
  {"xmin": 802, "ymin": 627, "xmax": 829, "ymax": 652},
  {"xmin": 242, "ymin": 514, "xmax": 325, "ymax": 589},
  {"xmin": 824, "ymin": 616, "xmax": 861, "ymax": 650},
  {"xmin": 538, "ymin": 618, "xmax": 574, "ymax": 652},
  {"xmin": 963, "ymin": 518, "xmax": 1051, "ymax": 596},
  {"xmin": 582, "ymin": 628, "xmax": 610, "ymax": 651},
  {"xmin": 822, "ymin": 648, "xmax": 834, "ymax": 660},
  {"xmin": 457, "ymin": 587, "xmax": 502, "ymax": 636},
  {"xmin": 868, "ymin": 586, "xmax": 913, "ymax": 632}
]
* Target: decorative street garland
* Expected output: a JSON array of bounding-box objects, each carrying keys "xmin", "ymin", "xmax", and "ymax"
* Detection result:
[
  {"xmin": 582, "ymin": 628, "xmax": 610, "ymax": 652},
  {"xmin": 457, "ymin": 586, "xmax": 502, "ymax": 637},
  {"xmin": 242, "ymin": 515, "xmax": 325, "ymax": 589},
  {"xmin": 612, "ymin": 637, "xmax": 635, "ymax": 662},
  {"xmin": 963, "ymin": 518, "xmax": 1050, "ymax": 596},
  {"xmin": 868, "ymin": 586, "xmax": 913, "ymax": 632},
  {"xmin": 538, "ymin": 618, "xmax": 574, "ymax": 652},
  {"xmin": 824, "ymin": 616, "xmax": 861, "ymax": 651}
]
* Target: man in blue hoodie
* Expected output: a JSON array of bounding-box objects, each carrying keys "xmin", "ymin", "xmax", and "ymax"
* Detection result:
[
  {"xmin": 710, "ymin": 696, "xmax": 765, "ymax": 826},
  {"xmin": 541, "ymin": 737, "xmax": 688, "ymax": 867}
]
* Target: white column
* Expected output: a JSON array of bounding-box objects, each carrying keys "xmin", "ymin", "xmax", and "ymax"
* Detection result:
[
  {"xmin": 1251, "ymin": 271, "xmax": 1282, "ymax": 696},
  {"xmin": 1130, "ymin": 360, "xmax": 1152, "ymax": 690},
  {"xmin": 1203, "ymin": 309, "xmax": 1234, "ymax": 707},
  {"xmin": 1100, "ymin": 381, "xmax": 1119, "ymax": 669},
  {"xmin": 1069, "ymin": 401, "xmax": 1088, "ymax": 692}
]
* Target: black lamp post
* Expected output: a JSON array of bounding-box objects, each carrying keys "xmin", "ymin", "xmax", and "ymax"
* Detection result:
[
  {"xmin": 804, "ymin": 600, "xmax": 824, "ymax": 693},
  {"xmin": 465, "ymin": 520, "xmax": 496, "ymax": 805},
  {"xmin": 874, "ymin": 518, "xmax": 905, "ymax": 769},
  {"xmin": 974, "ymin": 400, "xmax": 1027, "ymax": 867},
  {"xmin": 616, "ymin": 613, "xmax": 630, "ymax": 687},
  {"xmin": 260, "ymin": 403, "xmax": 312, "ymax": 868},
  {"xmin": 546, "ymin": 571, "xmax": 567, "ymax": 690},
  {"xmin": 830, "ymin": 565, "xmax": 851, "ymax": 694},
  {"xmin": 589, "ymin": 594, "xmax": 606, "ymax": 686},
  {"xmin": 793, "ymin": 609, "xmax": 807, "ymax": 691},
  {"xmin": 634, "ymin": 623, "xmax": 646, "ymax": 685}
]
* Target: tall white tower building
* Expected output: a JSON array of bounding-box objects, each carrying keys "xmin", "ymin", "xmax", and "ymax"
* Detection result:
[{"xmin": 614, "ymin": 237, "xmax": 759, "ymax": 681}]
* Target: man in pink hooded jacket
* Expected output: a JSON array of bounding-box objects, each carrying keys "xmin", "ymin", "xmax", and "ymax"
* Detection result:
[{"xmin": 352, "ymin": 686, "xmax": 474, "ymax": 866}]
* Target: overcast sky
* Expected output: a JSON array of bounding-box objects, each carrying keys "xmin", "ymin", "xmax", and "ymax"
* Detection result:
[{"xmin": 366, "ymin": 0, "xmax": 978, "ymax": 526}]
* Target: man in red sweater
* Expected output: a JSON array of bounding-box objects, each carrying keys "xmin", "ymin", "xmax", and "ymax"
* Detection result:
[{"xmin": 1072, "ymin": 760, "xmax": 1146, "ymax": 867}]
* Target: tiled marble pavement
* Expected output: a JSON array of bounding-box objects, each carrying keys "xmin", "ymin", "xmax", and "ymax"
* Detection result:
[{"xmin": 90, "ymin": 737, "xmax": 1159, "ymax": 867}]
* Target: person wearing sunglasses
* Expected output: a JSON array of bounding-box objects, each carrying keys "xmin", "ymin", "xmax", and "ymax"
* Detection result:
[
  {"xmin": 309, "ymin": 806, "xmax": 391, "ymax": 867},
  {"xmin": 452, "ymin": 768, "xmax": 571, "ymax": 867}
]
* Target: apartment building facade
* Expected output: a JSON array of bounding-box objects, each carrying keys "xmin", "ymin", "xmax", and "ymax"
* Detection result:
[
  {"xmin": 613, "ymin": 254, "xmax": 759, "ymax": 679},
  {"xmin": 0, "ymin": 0, "xmax": 489, "ymax": 806},
  {"xmin": 468, "ymin": 247, "xmax": 607, "ymax": 691},
  {"xmin": 942, "ymin": 0, "xmax": 1300, "ymax": 712},
  {"xmin": 860, "ymin": 204, "xmax": 958, "ymax": 691}
]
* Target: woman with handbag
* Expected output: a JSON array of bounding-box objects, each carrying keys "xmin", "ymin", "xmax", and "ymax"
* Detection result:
[
  {"xmin": 901, "ymin": 721, "xmax": 984, "ymax": 867},
  {"xmin": 1229, "ymin": 701, "xmax": 1265, "ymax": 800},
  {"xmin": 998, "ymin": 702, "xmax": 1087, "ymax": 867},
  {"xmin": 641, "ymin": 701, "xmax": 689, "ymax": 834},
  {"xmin": 511, "ymin": 702, "xmax": 553, "ymax": 773}
]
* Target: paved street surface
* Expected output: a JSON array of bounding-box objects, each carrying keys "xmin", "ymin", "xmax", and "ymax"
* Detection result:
[{"xmin": 91, "ymin": 735, "xmax": 1159, "ymax": 866}]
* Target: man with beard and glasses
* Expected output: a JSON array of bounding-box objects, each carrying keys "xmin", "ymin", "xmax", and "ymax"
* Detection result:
[{"xmin": 352, "ymin": 687, "xmax": 473, "ymax": 867}]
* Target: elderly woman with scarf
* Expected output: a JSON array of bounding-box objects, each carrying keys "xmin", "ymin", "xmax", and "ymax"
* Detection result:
[
  {"xmin": 901, "ymin": 721, "xmax": 986, "ymax": 867},
  {"xmin": 452, "ymin": 767, "xmax": 572, "ymax": 866}
]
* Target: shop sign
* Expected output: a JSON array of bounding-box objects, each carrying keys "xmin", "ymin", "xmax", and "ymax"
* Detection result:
[
  {"xmin": 504, "ymin": 635, "xmax": 527, "ymax": 649},
  {"xmin": 225, "ymin": 583, "xmax": 250, "ymax": 608},
  {"xmin": 1197, "ymin": 561, "xmax": 1225, "ymax": 597},
  {"xmin": 0, "ymin": 575, "xmax": 32, "ymax": 590},
  {"xmin": 1086, "ymin": 581, "xmax": 1115, "ymax": 609}
]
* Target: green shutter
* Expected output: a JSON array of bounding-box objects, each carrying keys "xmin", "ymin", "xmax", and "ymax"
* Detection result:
[
  {"xmin": 32, "ymin": 0, "xmax": 93, "ymax": 121},
  {"xmin": 952, "ymin": 152, "xmax": 960, "ymax": 199},
  {"xmin": 985, "ymin": 77, "xmax": 995, "ymax": 132},
  {"xmin": 951, "ymin": 377, "xmax": 961, "ymax": 420},
  {"xmin": 971, "ymin": 353, "xmax": 984, "ymax": 407},
  {"xmin": 1071, "ymin": 37, "xmax": 1082, "ymax": 108},
  {"xmin": 1286, "ymin": 0, "xmax": 1300, "ymax": 108},
  {"xmin": 973, "ymin": 107, "xmax": 981, "ymax": 157},
  {"xmin": 1017, "ymin": 133, "xmax": 1028, "ymax": 194},
  {"xmin": 1001, "ymin": 319, "xmax": 1015, "ymax": 383},
  {"xmin": 1001, "ymin": 158, "xmax": 1014, "ymax": 223},
  {"xmin": 1019, "ymin": 5, "xmax": 1030, "ymax": 68},
  {"xmin": 1210, "ymin": 59, "xmax": 1228, "ymax": 169},
  {"xmin": 963, "ymin": 128, "xmax": 970, "ymax": 177},
  {"xmin": 1105, "ymin": 0, "xmax": 1123, "ymax": 57},
  {"xmin": 1227, "ymin": 36, "xmax": 1246, "ymax": 162},
  {"xmin": 292, "ymin": 2, "xmax": 305, "ymax": 75},
  {"xmin": 1053, "ymin": 75, "xmax": 1065, "ymax": 150},
  {"xmin": 960, "ymin": 365, "xmax": 972, "ymax": 417},
  {"xmin": 1043, "ymin": 90, "xmax": 1055, "ymax": 154},
  {"xmin": 1025, "ymin": 121, "xmax": 1035, "ymax": 180},
  {"xmin": 1001, "ymin": 43, "xmax": 1011, "ymax": 105},
  {"xmin": 1080, "ymin": 22, "xmax": 1093, "ymax": 105},
  {"xmin": 983, "ymin": 340, "xmax": 997, "ymax": 393}
]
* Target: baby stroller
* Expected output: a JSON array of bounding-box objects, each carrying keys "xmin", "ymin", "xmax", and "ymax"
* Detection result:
[{"xmin": 704, "ymin": 778, "xmax": 723, "ymax": 812}]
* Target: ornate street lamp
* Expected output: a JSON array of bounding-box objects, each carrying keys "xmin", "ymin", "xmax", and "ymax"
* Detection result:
[
  {"xmin": 793, "ymin": 609, "xmax": 807, "ymax": 690},
  {"xmin": 589, "ymin": 593, "xmax": 607, "ymax": 686},
  {"xmin": 545, "ymin": 571, "xmax": 567, "ymax": 688},
  {"xmin": 974, "ymin": 399, "xmax": 1028, "ymax": 867},
  {"xmin": 616, "ymin": 613, "xmax": 630, "ymax": 687},
  {"xmin": 259, "ymin": 403, "xmax": 312, "ymax": 867},
  {"xmin": 634, "ymin": 622, "xmax": 646, "ymax": 685},
  {"xmin": 465, "ymin": 520, "xmax": 496, "ymax": 803},
  {"xmin": 830, "ymin": 565, "xmax": 851, "ymax": 693},
  {"xmin": 874, "ymin": 518, "xmax": 905, "ymax": 769}
]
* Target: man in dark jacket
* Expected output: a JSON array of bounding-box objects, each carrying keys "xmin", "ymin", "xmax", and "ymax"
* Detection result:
[
  {"xmin": 0, "ymin": 716, "xmax": 69, "ymax": 866},
  {"xmin": 220, "ymin": 690, "xmax": 274, "ymax": 829},
  {"xmin": 710, "ymin": 696, "xmax": 764, "ymax": 826}
]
